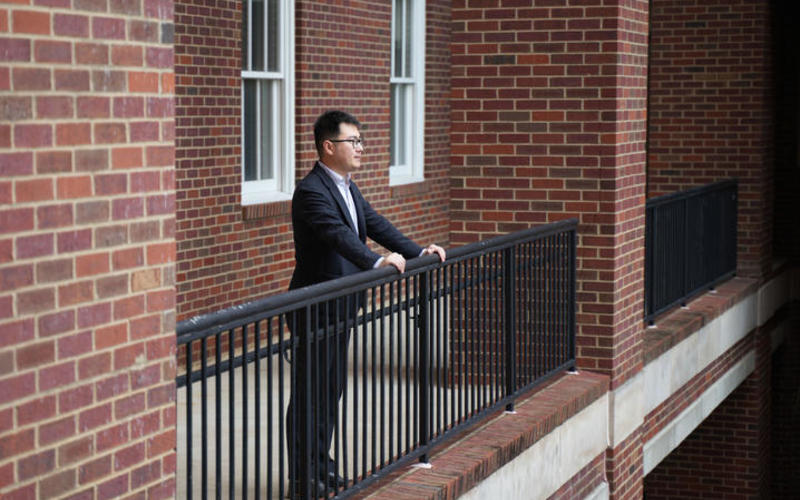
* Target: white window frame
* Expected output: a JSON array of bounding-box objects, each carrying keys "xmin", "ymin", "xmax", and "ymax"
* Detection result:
[
  {"xmin": 241, "ymin": 0, "xmax": 295, "ymax": 205},
  {"xmin": 389, "ymin": 0, "xmax": 425, "ymax": 186}
]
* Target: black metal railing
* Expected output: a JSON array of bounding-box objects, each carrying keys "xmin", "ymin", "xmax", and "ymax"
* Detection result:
[
  {"xmin": 644, "ymin": 180, "xmax": 738, "ymax": 322},
  {"xmin": 176, "ymin": 218, "xmax": 577, "ymax": 499}
]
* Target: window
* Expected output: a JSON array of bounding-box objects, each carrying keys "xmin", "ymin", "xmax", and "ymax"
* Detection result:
[
  {"xmin": 241, "ymin": 0, "xmax": 294, "ymax": 205},
  {"xmin": 390, "ymin": 0, "xmax": 425, "ymax": 185}
]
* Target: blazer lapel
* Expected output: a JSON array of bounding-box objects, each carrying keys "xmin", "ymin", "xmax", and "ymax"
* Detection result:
[
  {"xmin": 312, "ymin": 163, "xmax": 359, "ymax": 235},
  {"xmin": 350, "ymin": 183, "xmax": 367, "ymax": 240}
]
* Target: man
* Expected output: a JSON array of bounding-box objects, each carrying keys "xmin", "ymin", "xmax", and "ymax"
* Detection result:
[{"xmin": 286, "ymin": 110, "xmax": 445, "ymax": 497}]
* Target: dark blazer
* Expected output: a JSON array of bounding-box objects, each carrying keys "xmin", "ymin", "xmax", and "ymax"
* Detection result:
[{"xmin": 289, "ymin": 162, "xmax": 422, "ymax": 291}]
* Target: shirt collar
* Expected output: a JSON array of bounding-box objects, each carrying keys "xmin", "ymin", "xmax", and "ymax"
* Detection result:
[{"xmin": 319, "ymin": 161, "xmax": 351, "ymax": 187}]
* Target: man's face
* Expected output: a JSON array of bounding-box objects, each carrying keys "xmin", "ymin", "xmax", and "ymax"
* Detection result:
[{"xmin": 324, "ymin": 122, "xmax": 363, "ymax": 175}]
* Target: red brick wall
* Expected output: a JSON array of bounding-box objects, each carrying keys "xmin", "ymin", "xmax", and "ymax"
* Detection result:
[
  {"xmin": 642, "ymin": 331, "xmax": 755, "ymax": 446},
  {"xmin": 450, "ymin": 2, "xmax": 649, "ymax": 497},
  {"xmin": 644, "ymin": 333, "xmax": 772, "ymax": 498},
  {"xmin": 451, "ymin": 0, "xmax": 649, "ymax": 388},
  {"xmin": 547, "ymin": 452, "xmax": 606, "ymax": 500},
  {"xmin": 174, "ymin": 0, "xmax": 450, "ymax": 321},
  {"xmin": 642, "ymin": 297, "xmax": 784, "ymax": 499},
  {"xmin": 647, "ymin": 0, "xmax": 774, "ymax": 279},
  {"xmin": 0, "ymin": 2, "xmax": 177, "ymax": 498},
  {"xmin": 605, "ymin": 430, "xmax": 643, "ymax": 500},
  {"xmin": 174, "ymin": 0, "xmax": 284, "ymax": 322}
]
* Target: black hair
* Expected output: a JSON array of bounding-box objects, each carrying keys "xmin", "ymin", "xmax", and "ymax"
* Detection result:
[{"xmin": 313, "ymin": 110, "xmax": 361, "ymax": 156}]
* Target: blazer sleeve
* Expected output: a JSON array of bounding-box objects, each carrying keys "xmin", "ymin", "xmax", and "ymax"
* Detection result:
[
  {"xmin": 357, "ymin": 191, "xmax": 423, "ymax": 259},
  {"xmin": 293, "ymin": 181, "xmax": 383, "ymax": 270}
]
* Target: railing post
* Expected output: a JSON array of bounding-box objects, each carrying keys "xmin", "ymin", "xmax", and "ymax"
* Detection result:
[
  {"xmin": 418, "ymin": 273, "xmax": 431, "ymax": 463},
  {"xmin": 291, "ymin": 308, "xmax": 313, "ymax": 499},
  {"xmin": 568, "ymin": 228, "xmax": 577, "ymax": 367},
  {"xmin": 185, "ymin": 343, "xmax": 192, "ymax": 500},
  {"xmin": 503, "ymin": 247, "xmax": 516, "ymax": 411}
]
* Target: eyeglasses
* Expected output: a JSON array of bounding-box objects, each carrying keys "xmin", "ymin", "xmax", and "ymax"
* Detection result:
[{"xmin": 329, "ymin": 137, "xmax": 365, "ymax": 148}]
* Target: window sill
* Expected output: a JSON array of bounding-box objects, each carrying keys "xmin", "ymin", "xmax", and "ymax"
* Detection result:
[
  {"xmin": 241, "ymin": 198, "xmax": 291, "ymax": 220},
  {"xmin": 390, "ymin": 178, "xmax": 430, "ymax": 199}
]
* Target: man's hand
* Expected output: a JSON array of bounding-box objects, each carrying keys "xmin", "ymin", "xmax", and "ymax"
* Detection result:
[
  {"xmin": 380, "ymin": 252, "xmax": 407, "ymax": 273},
  {"xmin": 422, "ymin": 244, "xmax": 446, "ymax": 262}
]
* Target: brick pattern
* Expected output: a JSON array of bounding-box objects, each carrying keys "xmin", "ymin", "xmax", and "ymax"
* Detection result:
[
  {"xmin": 451, "ymin": 0, "xmax": 648, "ymax": 388},
  {"xmin": 643, "ymin": 331, "xmax": 772, "ymax": 498},
  {"xmin": 174, "ymin": 0, "xmax": 451, "ymax": 321},
  {"xmin": 605, "ymin": 430, "xmax": 643, "ymax": 500},
  {"xmin": 642, "ymin": 291, "xmax": 788, "ymax": 498},
  {"xmin": 547, "ymin": 452, "xmax": 606, "ymax": 500},
  {"xmin": 0, "ymin": 2, "xmax": 176, "ymax": 498},
  {"xmin": 642, "ymin": 330, "xmax": 754, "ymax": 445},
  {"xmin": 647, "ymin": 0, "xmax": 773, "ymax": 279}
]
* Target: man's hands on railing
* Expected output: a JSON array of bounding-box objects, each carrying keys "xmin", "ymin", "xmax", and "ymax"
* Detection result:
[
  {"xmin": 380, "ymin": 244, "xmax": 446, "ymax": 274},
  {"xmin": 379, "ymin": 252, "xmax": 407, "ymax": 273},
  {"xmin": 422, "ymin": 244, "xmax": 446, "ymax": 262}
]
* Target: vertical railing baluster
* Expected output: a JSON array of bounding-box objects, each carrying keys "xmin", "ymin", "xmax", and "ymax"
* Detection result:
[
  {"xmin": 503, "ymin": 246, "xmax": 516, "ymax": 410},
  {"xmin": 436, "ymin": 267, "xmax": 444, "ymax": 434},
  {"xmin": 546, "ymin": 237, "xmax": 553, "ymax": 372},
  {"xmin": 333, "ymin": 297, "xmax": 341, "ymax": 494},
  {"xmin": 341, "ymin": 295, "xmax": 350, "ymax": 487},
  {"xmin": 405, "ymin": 275, "xmax": 412, "ymax": 453},
  {"xmin": 242, "ymin": 325, "xmax": 248, "ymax": 500},
  {"xmin": 185, "ymin": 342, "xmax": 192, "ymax": 500},
  {"xmin": 361, "ymin": 291, "xmax": 369, "ymax": 481},
  {"xmin": 371, "ymin": 287, "xmax": 377, "ymax": 474},
  {"xmin": 320, "ymin": 301, "xmax": 329, "ymax": 498},
  {"xmin": 214, "ymin": 333, "xmax": 221, "ymax": 500},
  {"xmin": 379, "ymin": 285, "xmax": 386, "ymax": 468},
  {"xmin": 388, "ymin": 282, "xmax": 395, "ymax": 463},
  {"xmin": 300, "ymin": 306, "xmax": 313, "ymax": 499},
  {"xmin": 569, "ymin": 228, "xmax": 577, "ymax": 367},
  {"xmin": 276, "ymin": 314, "xmax": 286, "ymax": 498},
  {"xmin": 460, "ymin": 260, "xmax": 467, "ymax": 421},
  {"xmin": 266, "ymin": 319, "xmax": 273, "ymax": 500},
  {"xmin": 351, "ymin": 296, "xmax": 360, "ymax": 486},
  {"xmin": 418, "ymin": 270, "xmax": 431, "ymax": 463},
  {"xmin": 228, "ymin": 329, "xmax": 235, "ymax": 500},
  {"xmin": 470, "ymin": 257, "xmax": 476, "ymax": 415},
  {"xmin": 254, "ymin": 321, "xmax": 261, "ymax": 500},
  {"xmin": 479, "ymin": 254, "xmax": 486, "ymax": 410},
  {"xmin": 495, "ymin": 251, "xmax": 502, "ymax": 402},
  {"xmin": 201, "ymin": 338, "xmax": 208, "ymax": 500},
  {"xmin": 448, "ymin": 264, "xmax": 456, "ymax": 428},
  {"xmin": 683, "ymin": 195, "xmax": 690, "ymax": 303}
]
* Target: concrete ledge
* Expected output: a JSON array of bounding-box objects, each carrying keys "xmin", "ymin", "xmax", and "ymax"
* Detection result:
[
  {"xmin": 642, "ymin": 277, "xmax": 758, "ymax": 365},
  {"xmin": 360, "ymin": 371, "xmax": 609, "ymax": 500},
  {"xmin": 642, "ymin": 350, "xmax": 756, "ymax": 474}
]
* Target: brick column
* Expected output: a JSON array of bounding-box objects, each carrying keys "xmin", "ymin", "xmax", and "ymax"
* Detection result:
[
  {"xmin": 1, "ymin": 2, "xmax": 176, "ymax": 498},
  {"xmin": 451, "ymin": 0, "xmax": 648, "ymax": 385},
  {"xmin": 451, "ymin": 1, "xmax": 648, "ymax": 497},
  {"xmin": 648, "ymin": 0, "xmax": 774, "ymax": 280}
]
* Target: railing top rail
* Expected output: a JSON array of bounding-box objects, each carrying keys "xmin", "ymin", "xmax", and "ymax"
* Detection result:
[
  {"xmin": 646, "ymin": 178, "xmax": 737, "ymax": 209},
  {"xmin": 176, "ymin": 218, "xmax": 578, "ymax": 342}
]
